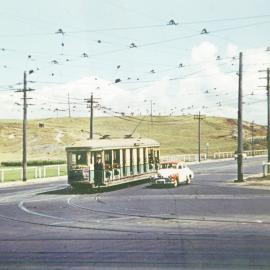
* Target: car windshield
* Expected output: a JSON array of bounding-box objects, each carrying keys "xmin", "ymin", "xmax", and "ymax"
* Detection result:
[{"xmin": 161, "ymin": 163, "xmax": 177, "ymax": 169}]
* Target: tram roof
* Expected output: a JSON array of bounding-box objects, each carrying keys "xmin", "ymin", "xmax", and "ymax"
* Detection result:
[{"xmin": 65, "ymin": 138, "xmax": 160, "ymax": 151}]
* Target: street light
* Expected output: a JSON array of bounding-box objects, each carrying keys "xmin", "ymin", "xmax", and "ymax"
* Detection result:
[
  {"xmin": 206, "ymin": 143, "xmax": 209, "ymax": 159},
  {"xmin": 144, "ymin": 99, "xmax": 155, "ymax": 125}
]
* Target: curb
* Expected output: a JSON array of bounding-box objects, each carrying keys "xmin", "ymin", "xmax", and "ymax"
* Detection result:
[{"xmin": 0, "ymin": 176, "xmax": 67, "ymax": 189}]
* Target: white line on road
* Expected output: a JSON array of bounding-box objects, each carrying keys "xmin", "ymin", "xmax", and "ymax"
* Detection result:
[{"xmin": 18, "ymin": 201, "xmax": 65, "ymax": 220}]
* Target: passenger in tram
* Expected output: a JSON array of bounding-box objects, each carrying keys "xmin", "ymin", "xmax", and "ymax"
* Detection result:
[
  {"xmin": 113, "ymin": 160, "xmax": 120, "ymax": 177},
  {"xmin": 94, "ymin": 156, "xmax": 103, "ymax": 186},
  {"xmin": 155, "ymin": 156, "xmax": 159, "ymax": 170},
  {"xmin": 105, "ymin": 163, "xmax": 112, "ymax": 180}
]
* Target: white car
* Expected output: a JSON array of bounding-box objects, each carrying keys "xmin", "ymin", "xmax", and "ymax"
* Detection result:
[{"xmin": 152, "ymin": 161, "xmax": 194, "ymax": 187}]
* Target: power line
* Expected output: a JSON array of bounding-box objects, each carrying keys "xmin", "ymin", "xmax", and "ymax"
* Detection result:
[{"xmin": 180, "ymin": 14, "xmax": 270, "ymax": 24}]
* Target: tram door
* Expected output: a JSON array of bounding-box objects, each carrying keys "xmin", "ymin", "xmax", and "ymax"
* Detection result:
[
  {"xmin": 137, "ymin": 148, "xmax": 140, "ymax": 173},
  {"xmin": 122, "ymin": 149, "xmax": 126, "ymax": 176},
  {"xmin": 143, "ymin": 148, "xmax": 147, "ymax": 172},
  {"xmin": 130, "ymin": 149, "xmax": 133, "ymax": 175},
  {"xmin": 91, "ymin": 151, "xmax": 103, "ymax": 183}
]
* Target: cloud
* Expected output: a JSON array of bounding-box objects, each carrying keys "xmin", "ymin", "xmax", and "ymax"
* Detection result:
[
  {"xmin": 1, "ymin": 41, "xmax": 270, "ymax": 124},
  {"xmin": 226, "ymin": 43, "xmax": 238, "ymax": 58},
  {"xmin": 191, "ymin": 41, "xmax": 218, "ymax": 62}
]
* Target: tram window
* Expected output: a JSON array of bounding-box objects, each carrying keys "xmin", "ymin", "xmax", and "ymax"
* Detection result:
[
  {"xmin": 104, "ymin": 150, "xmax": 112, "ymax": 170},
  {"xmin": 161, "ymin": 164, "xmax": 167, "ymax": 169},
  {"xmin": 130, "ymin": 149, "xmax": 133, "ymax": 173},
  {"xmin": 149, "ymin": 149, "xmax": 154, "ymax": 169},
  {"xmin": 113, "ymin": 150, "xmax": 120, "ymax": 168},
  {"xmin": 148, "ymin": 150, "xmax": 153, "ymax": 164},
  {"xmin": 71, "ymin": 152, "xmax": 87, "ymax": 165},
  {"xmin": 143, "ymin": 148, "xmax": 147, "ymax": 172},
  {"xmin": 168, "ymin": 164, "xmax": 177, "ymax": 169},
  {"xmin": 137, "ymin": 148, "xmax": 140, "ymax": 173}
]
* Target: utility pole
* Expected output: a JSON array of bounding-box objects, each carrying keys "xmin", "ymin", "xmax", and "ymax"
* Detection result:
[
  {"xmin": 53, "ymin": 108, "xmax": 65, "ymax": 119},
  {"xmin": 144, "ymin": 99, "xmax": 155, "ymax": 127},
  {"xmin": 236, "ymin": 52, "xmax": 244, "ymax": 182},
  {"xmin": 22, "ymin": 72, "xmax": 27, "ymax": 182},
  {"xmin": 54, "ymin": 108, "xmax": 59, "ymax": 119},
  {"xmin": 90, "ymin": 93, "xmax": 93, "ymax": 139},
  {"xmin": 68, "ymin": 92, "xmax": 71, "ymax": 118},
  {"xmin": 206, "ymin": 142, "xmax": 209, "ymax": 159},
  {"xmin": 84, "ymin": 93, "xmax": 100, "ymax": 139},
  {"xmin": 15, "ymin": 71, "xmax": 34, "ymax": 182},
  {"xmin": 266, "ymin": 68, "xmax": 270, "ymax": 162},
  {"xmin": 266, "ymin": 68, "xmax": 270, "ymax": 164},
  {"xmin": 194, "ymin": 111, "xmax": 206, "ymax": 162},
  {"xmin": 258, "ymin": 67, "xmax": 270, "ymax": 164},
  {"xmin": 150, "ymin": 100, "xmax": 153, "ymax": 127},
  {"xmin": 251, "ymin": 121, "xmax": 255, "ymax": 156}
]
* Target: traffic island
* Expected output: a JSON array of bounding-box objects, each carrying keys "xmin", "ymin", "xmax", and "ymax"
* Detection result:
[{"xmin": 233, "ymin": 174, "xmax": 270, "ymax": 190}]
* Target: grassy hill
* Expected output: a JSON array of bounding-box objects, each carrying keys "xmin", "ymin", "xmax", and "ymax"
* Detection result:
[{"xmin": 0, "ymin": 116, "xmax": 267, "ymax": 163}]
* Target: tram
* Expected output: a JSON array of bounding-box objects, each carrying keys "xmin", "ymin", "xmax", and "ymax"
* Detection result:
[{"xmin": 65, "ymin": 138, "xmax": 160, "ymax": 187}]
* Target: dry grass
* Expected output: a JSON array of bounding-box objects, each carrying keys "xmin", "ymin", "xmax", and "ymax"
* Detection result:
[{"xmin": 0, "ymin": 116, "xmax": 266, "ymax": 162}]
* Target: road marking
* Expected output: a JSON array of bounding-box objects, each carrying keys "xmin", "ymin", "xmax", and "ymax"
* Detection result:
[
  {"xmin": 18, "ymin": 201, "xmax": 65, "ymax": 220},
  {"xmin": 50, "ymin": 221, "xmax": 74, "ymax": 225},
  {"xmin": 256, "ymin": 220, "xmax": 263, "ymax": 223}
]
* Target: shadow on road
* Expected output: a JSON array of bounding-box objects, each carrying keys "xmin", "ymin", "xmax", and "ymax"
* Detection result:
[{"xmin": 41, "ymin": 179, "xmax": 150, "ymax": 195}]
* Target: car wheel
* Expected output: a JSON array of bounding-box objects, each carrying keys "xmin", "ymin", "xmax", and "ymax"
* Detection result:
[{"xmin": 186, "ymin": 175, "xmax": 191, "ymax": 185}]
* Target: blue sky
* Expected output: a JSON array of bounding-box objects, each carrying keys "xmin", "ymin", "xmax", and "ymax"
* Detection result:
[{"xmin": 0, "ymin": 0, "xmax": 270, "ymax": 123}]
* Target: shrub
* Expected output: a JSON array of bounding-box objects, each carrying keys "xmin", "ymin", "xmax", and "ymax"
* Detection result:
[{"xmin": 1, "ymin": 160, "xmax": 66, "ymax": 167}]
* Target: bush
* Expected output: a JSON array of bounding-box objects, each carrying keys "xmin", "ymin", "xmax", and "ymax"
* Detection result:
[
  {"xmin": 243, "ymin": 142, "xmax": 251, "ymax": 151},
  {"xmin": 1, "ymin": 160, "xmax": 66, "ymax": 167}
]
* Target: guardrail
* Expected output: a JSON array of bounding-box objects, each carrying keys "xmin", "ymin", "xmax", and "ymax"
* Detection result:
[
  {"xmin": 213, "ymin": 152, "xmax": 234, "ymax": 159},
  {"xmin": 161, "ymin": 149, "xmax": 267, "ymax": 162},
  {"xmin": 0, "ymin": 164, "xmax": 67, "ymax": 183},
  {"xmin": 161, "ymin": 153, "xmax": 207, "ymax": 162},
  {"xmin": 213, "ymin": 149, "xmax": 267, "ymax": 159}
]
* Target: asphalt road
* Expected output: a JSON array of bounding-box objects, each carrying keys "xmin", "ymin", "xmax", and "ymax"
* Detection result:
[{"xmin": 0, "ymin": 156, "xmax": 270, "ymax": 269}]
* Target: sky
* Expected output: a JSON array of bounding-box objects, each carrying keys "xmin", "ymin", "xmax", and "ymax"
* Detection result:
[{"xmin": 0, "ymin": 0, "xmax": 270, "ymax": 124}]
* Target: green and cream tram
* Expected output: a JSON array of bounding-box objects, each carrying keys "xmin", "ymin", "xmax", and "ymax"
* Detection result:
[{"xmin": 66, "ymin": 138, "xmax": 160, "ymax": 187}]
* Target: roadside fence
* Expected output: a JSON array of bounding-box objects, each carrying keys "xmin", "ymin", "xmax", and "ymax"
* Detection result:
[
  {"xmin": 0, "ymin": 149, "xmax": 268, "ymax": 182},
  {"xmin": 161, "ymin": 149, "xmax": 267, "ymax": 163},
  {"xmin": 213, "ymin": 149, "xmax": 267, "ymax": 159},
  {"xmin": 0, "ymin": 164, "xmax": 67, "ymax": 183},
  {"xmin": 161, "ymin": 153, "xmax": 207, "ymax": 162}
]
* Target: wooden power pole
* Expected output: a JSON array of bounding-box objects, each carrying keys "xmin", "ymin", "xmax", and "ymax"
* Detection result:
[
  {"xmin": 251, "ymin": 121, "xmax": 255, "ymax": 157},
  {"xmin": 16, "ymin": 71, "xmax": 34, "ymax": 181},
  {"xmin": 236, "ymin": 52, "xmax": 244, "ymax": 182},
  {"xmin": 259, "ymin": 67, "xmax": 270, "ymax": 164},
  {"xmin": 84, "ymin": 93, "xmax": 100, "ymax": 139},
  {"xmin": 194, "ymin": 111, "xmax": 206, "ymax": 162},
  {"xmin": 22, "ymin": 72, "xmax": 27, "ymax": 182},
  {"xmin": 267, "ymin": 68, "xmax": 270, "ymax": 163}
]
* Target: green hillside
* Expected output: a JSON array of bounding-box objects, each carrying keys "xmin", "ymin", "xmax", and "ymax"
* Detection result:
[{"xmin": 0, "ymin": 116, "xmax": 266, "ymax": 163}]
